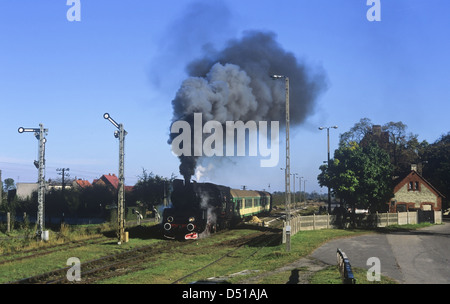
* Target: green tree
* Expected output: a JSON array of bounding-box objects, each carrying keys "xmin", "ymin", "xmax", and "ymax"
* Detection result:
[
  {"xmin": 318, "ymin": 141, "xmax": 393, "ymax": 214},
  {"xmin": 340, "ymin": 118, "xmax": 428, "ymax": 177},
  {"xmin": 339, "ymin": 118, "xmax": 373, "ymax": 147},
  {"xmin": 422, "ymin": 132, "xmax": 450, "ymax": 209},
  {"xmin": 3, "ymin": 178, "xmax": 16, "ymax": 192},
  {"xmin": 132, "ymin": 169, "xmax": 174, "ymax": 211}
]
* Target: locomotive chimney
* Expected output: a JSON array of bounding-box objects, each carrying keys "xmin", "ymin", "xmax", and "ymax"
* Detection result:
[{"xmin": 184, "ymin": 176, "xmax": 191, "ymax": 187}]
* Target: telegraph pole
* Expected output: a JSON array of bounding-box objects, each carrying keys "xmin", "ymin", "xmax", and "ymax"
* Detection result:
[
  {"xmin": 319, "ymin": 126, "xmax": 338, "ymax": 213},
  {"xmin": 0, "ymin": 170, "xmax": 2, "ymax": 204},
  {"xmin": 18, "ymin": 124, "xmax": 48, "ymax": 240},
  {"xmin": 272, "ymin": 75, "xmax": 291, "ymax": 252},
  {"xmin": 103, "ymin": 113, "xmax": 127, "ymax": 244},
  {"xmin": 57, "ymin": 168, "xmax": 70, "ymax": 191}
]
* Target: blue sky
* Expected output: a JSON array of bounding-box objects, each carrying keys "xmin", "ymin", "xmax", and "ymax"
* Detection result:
[{"xmin": 0, "ymin": 0, "xmax": 449, "ymax": 194}]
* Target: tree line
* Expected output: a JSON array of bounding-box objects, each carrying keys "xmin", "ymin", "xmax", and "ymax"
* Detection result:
[
  {"xmin": 0, "ymin": 169, "xmax": 173, "ymax": 220},
  {"xmin": 318, "ymin": 118, "xmax": 449, "ymax": 213}
]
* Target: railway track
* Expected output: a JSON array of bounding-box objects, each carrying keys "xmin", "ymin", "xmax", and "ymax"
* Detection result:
[
  {"xmin": 0, "ymin": 235, "xmax": 108, "ymax": 266},
  {"xmin": 8, "ymin": 236, "xmax": 188, "ymax": 284},
  {"xmin": 171, "ymin": 229, "xmax": 281, "ymax": 284},
  {"xmin": 6, "ymin": 220, "xmax": 283, "ymax": 284}
]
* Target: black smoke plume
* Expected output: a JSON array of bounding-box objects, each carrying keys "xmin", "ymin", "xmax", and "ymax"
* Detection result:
[{"xmin": 169, "ymin": 31, "xmax": 328, "ymax": 182}]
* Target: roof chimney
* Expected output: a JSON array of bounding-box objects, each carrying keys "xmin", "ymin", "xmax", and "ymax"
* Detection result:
[{"xmin": 372, "ymin": 125, "xmax": 382, "ymax": 136}]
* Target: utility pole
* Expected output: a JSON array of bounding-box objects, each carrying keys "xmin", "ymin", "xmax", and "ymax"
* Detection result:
[
  {"xmin": 57, "ymin": 168, "xmax": 70, "ymax": 191},
  {"xmin": 272, "ymin": 75, "xmax": 291, "ymax": 252},
  {"xmin": 104, "ymin": 113, "xmax": 127, "ymax": 244},
  {"xmin": 18, "ymin": 124, "xmax": 48, "ymax": 240},
  {"xmin": 163, "ymin": 181, "xmax": 168, "ymax": 207},
  {"xmin": 292, "ymin": 173, "xmax": 298, "ymax": 211},
  {"xmin": 303, "ymin": 179, "xmax": 307, "ymax": 204},
  {"xmin": 298, "ymin": 176, "xmax": 303, "ymax": 205},
  {"xmin": 0, "ymin": 170, "xmax": 2, "ymax": 204},
  {"xmin": 319, "ymin": 126, "xmax": 338, "ymax": 213}
]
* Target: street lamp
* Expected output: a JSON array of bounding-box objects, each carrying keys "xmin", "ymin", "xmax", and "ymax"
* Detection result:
[
  {"xmin": 18, "ymin": 124, "xmax": 48, "ymax": 240},
  {"xmin": 298, "ymin": 176, "xmax": 304, "ymax": 205},
  {"xmin": 272, "ymin": 74, "xmax": 291, "ymax": 252},
  {"xmin": 104, "ymin": 113, "xmax": 127, "ymax": 244},
  {"xmin": 292, "ymin": 173, "xmax": 298, "ymax": 210},
  {"xmin": 319, "ymin": 125, "xmax": 338, "ymax": 213}
]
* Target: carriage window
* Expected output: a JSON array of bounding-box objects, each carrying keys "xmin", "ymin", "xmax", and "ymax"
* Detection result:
[{"xmin": 245, "ymin": 198, "xmax": 252, "ymax": 208}]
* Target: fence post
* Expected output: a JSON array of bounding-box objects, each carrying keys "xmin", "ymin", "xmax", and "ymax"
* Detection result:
[
  {"xmin": 313, "ymin": 213, "xmax": 316, "ymax": 230},
  {"xmin": 294, "ymin": 215, "xmax": 298, "ymax": 234},
  {"xmin": 282, "ymin": 221, "xmax": 286, "ymax": 244},
  {"xmin": 327, "ymin": 213, "xmax": 329, "ymax": 229},
  {"xmin": 292, "ymin": 216, "xmax": 295, "ymax": 235},
  {"xmin": 7, "ymin": 212, "xmax": 10, "ymax": 233},
  {"xmin": 6, "ymin": 212, "xmax": 10, "ymax": 233}
]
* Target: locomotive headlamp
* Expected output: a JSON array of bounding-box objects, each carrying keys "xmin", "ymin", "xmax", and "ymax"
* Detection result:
[
  {"xmin": 188, "ymin": 217, "xmax": 195, "ymax": 222},
  {"xmin": 167, "ymin": 216, "xmax": 174, "ymax": 223},
  {"xmin": 187, "ymin": 223, "xmax": 195, "ymax": 231}
]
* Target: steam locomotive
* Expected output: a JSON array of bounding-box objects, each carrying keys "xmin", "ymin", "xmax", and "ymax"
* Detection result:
[{"xmin": 162, "ymin": 179, "xmax": 272, "ymax": 240}]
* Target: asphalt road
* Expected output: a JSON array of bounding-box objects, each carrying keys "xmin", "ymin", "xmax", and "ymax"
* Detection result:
[{"xmin": 310, "ymin": 220, "xmax": 450, "ymax": 284}]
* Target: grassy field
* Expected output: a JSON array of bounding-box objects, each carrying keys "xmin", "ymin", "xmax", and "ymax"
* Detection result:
[
  {"xmin": 1, "ymin": 222, "xmax": 431, "ymax": 284},
  {"xmin": 99, "ymin": 227, "xmax": 374, "ymax": 284}
]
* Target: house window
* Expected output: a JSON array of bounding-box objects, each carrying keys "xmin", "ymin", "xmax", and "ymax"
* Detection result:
[
  {"xmin": 415, "ymin": 182, "xmax": 420, "ymax": 191},
  {"xmin": 409, "ymin": 182, "xmax": 413, "ymax": 190}
]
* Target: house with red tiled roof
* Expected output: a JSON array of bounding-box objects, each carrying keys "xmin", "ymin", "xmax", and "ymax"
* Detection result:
[
  {"xmin": 388, "ymin": 165, "xmax": 444, "ymax": 213},
  {"xmin": 92, "ymin": 174, "xmax": 134, "ymax": 192},
  {"xmin": 93, "ymin": 173, "xmax": 119, "ymax": 189},
  {"xmin": 73, "ymin": 179, "xmax": 92, "ymax": 189}
]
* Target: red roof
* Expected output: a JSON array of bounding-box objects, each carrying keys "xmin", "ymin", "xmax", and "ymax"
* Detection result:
[
  {"xmin": 89, "ymin": 174, "xmax": 134, "ymax": 192},
  {"xmin": 75, "ymin": 179, "xmax": 91, "ymax": 188},
  {"xmin": 101, "ymin": 174, "xmax": 119, "ymax": 189},
  {"xmin": 92, "ymin": 174, "xmax": 133, "ymax": 192}
]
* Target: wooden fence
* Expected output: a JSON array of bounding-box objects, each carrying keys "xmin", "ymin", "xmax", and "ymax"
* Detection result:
[{"xmin": 283, "ymin": 210, "xmax": 442, "ymax": 243}]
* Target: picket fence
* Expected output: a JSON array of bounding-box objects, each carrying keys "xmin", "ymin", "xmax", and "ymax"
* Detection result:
[{"xmin": 282, "ymin": 210, "xmax": 442, "ymax": 243}]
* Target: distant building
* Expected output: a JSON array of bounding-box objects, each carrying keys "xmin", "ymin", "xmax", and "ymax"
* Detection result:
[
  {"xmin": 47, "ymin": 179, "xmax": 73, "ymax": 191},
  {"xmin": 93, "ymin": 173, "xmax": 119, "ymax": 189},
  {"xmin": 16, "ymin": 183, "xmax": 38, "ymax": 199},
  {"xmin": 360, "ymin": 125, "xmax": 389, "ymax": 150},
  {"xmin": 15, "ymin": 174, "xmax": 133, "ymax": 200},
  {"xmin": 73, "ymin": 179, "xmax": 92, "ymax": 189},
  {"xmin": 92, "ymin": 173, "xmax": 133, "ymax": 192},
  {"xmin": 388, "ymin": 165, "xmax": 444, "ymax": 212}
]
